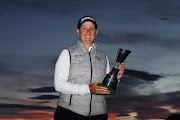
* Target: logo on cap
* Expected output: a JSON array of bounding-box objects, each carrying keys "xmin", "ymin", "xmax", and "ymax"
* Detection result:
[
  {"xmin": 80, "ymin": 17, "xmax": 95, "ymax": 23},
  {"xmin": 77, "ymin": 16, "xmax": 97, "ymax": 29}
]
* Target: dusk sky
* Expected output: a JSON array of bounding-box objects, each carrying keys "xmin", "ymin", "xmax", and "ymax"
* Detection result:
[{"xmin": 0, "ymin": 0, "xmax": 180, "ymax": 120}]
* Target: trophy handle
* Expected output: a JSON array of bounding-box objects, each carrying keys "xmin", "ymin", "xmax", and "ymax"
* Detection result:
[{"xmin": 108, "ymin": 48, "xmax": 121, "ymax": 74}]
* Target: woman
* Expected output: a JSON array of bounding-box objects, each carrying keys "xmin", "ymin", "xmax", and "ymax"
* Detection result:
[{"xmin": 54, "ymin": 16, "xmax": 124, "ymax": 120}]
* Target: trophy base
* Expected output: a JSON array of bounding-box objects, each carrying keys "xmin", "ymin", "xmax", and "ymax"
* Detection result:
[{"xmin": 97, "ymin": 84, "xmax": 116, "ymax": 95}]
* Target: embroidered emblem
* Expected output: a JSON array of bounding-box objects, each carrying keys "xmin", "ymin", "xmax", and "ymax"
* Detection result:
[{"xmin": 95, "ymin": 56, "xmax": 102, "ymax": 61}]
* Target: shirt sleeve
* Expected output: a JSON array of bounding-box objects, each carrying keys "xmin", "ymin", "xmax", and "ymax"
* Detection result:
[{"xmin": 54, "ymin": 49, "xmax": 90, "ymax": 96}]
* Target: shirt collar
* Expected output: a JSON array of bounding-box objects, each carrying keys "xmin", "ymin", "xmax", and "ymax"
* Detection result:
[{"xmin": 89, "ymin": 43, "xmax": 95, "ymax": 51}]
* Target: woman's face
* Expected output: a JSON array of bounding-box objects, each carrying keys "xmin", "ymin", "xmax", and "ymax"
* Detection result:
[{"xmin": 76, "ymin": 21, "xmax": 98, "ymax": 46}]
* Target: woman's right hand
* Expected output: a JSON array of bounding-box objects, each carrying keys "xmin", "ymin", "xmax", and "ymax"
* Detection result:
[{"xmin": 89, "ymin": 81, "xmax": 110, "ymax": 94}]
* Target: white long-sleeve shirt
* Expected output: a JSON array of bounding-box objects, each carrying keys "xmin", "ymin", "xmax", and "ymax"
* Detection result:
[{"xmin": 54, "ymin": 47, "xmax": 110, "ymax": 96}]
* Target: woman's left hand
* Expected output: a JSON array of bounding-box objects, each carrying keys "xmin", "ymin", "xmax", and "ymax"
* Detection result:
[{"xmin": 117, "ymin": 63, "xmax": 124, "ymax": 80}]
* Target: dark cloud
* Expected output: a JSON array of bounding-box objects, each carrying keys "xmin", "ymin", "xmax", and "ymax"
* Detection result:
[
  {"xmin": 29, "ymin": 87, "xmax": 56, "ymax": 93},
  {"xmin": 160, "ymin": 17, "xmax": 175, "ymax": 21},
  {"xmin": 98, "ymin": 32, "xmax": 180, "ymax": 49},
  {"xmin": 0, "ymin": 103, "xmax": 55, "ymax": 110},
  {"xmin": 0, "ymin": 62, "xmax": 23, "ymax": 76},
  {"xmin": 116, "ymin": 114, "xmax": 130, "ymax": 117},
  {"xmin": 0, "ymin": 107, "xmax": 54, "ymax": 119},
  {"xmin": 165, "ymin": 91, "xmax": 180, "ymax": 108},
  {"xmin": 0, "ymin": 61, "xmax": 54, "ymax": 94},
  {"xmin": 165, "ymin": 114, "xmax": 180, "ymax": 120},
  {"xmin": 0, "ymin": 108, "xmax": 22, "ymax": 116},
  {"xmin": 0, "ymin": 0, "xmax": 83, "ymax": 15},
  {"xmin": 165, "ymin": 91, "xmax": 180, "ymax": 97},
  {"xmin": 0, "ymin": 0, "xmax": 142, "ymax": 15},
  {"xmin": 98, "ymin": 32, "xmax": 180, "ymax": 54},
  {"xmin": 97, "ymin": 32, "xmax": 152, "ymax": 44},
  {"xmin": 114, "ymin": 78, "xmax": 152, "ymax": 97},
  {"xmin": 29, "ymin": 95, "xmax": 58, "ymax": 100},
  {"xmin": 0, "ymin": 58, "xmax": 53, "ymax": 80},
  {"xmin": 106, "ymin": 91, "xmax": 179, "ymax": 119},
  {"xmin": 39, "ymin": 101, "xmax": 50, "ymax": 103},
  {"xmin": 125, "ymin": 69, "xmax": 163, "ymax": 81}
]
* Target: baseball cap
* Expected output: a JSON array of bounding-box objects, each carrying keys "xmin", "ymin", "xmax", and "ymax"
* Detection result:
[{"xmin": 77, "ymin": 16, "xmax": 98, "ymax": 29}]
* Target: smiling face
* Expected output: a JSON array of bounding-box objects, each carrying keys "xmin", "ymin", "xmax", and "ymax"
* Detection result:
[{"xmin": 76, "ymin": 21, "xmax": 98, "ymax": 47}]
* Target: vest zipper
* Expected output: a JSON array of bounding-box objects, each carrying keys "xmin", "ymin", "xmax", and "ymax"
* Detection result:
[
  {"xmin": 69, "ymin": 94, "xmax": 72, "ymax": 105},
  {"xmin": 88, "ymin": 52, "xmax": 93, "ymax": 117}
]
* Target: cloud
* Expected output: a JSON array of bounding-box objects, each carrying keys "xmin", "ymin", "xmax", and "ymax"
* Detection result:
[
  {"xmin": 165, "ymin": 114, "xmax": 180, "ymax": 120},
  {"xmin": 97, "ymin": 32, "xmax": 180, "ymax": 51},
  {"xmin": 165, "ymin": 91, "xmax": 180, "ymax": 110},
  {"xmin": 116, "ymin": 114, "xmax": 130, "ymax": 117},
  {"xmin": 29, "ymin": 87, "xmax": 56, "ymax": 93},
  {"xmin": 0, "ymin": 107, "xmax": 54, "ymax": 120},
  {"xmin": 106, "ymin": 91, "xmax": 179, "ymax": 120},
  {"xmin": 29, "ymin": 95, "xmax": 58, "ymax": 100},
  {"xmin": 0, "ymin": 103, "xmax": 54, "ymax": 110},
  {"xmin": 0, "ymin": 65, "xmax": 53, "ymax": 87},
  {"xmin": 165, "ymin": 91, "xmax": 180, "ymax": 98},
  {"xmin": 0, "ymin": 0, "xmax": 84, "ymax": 15},
  {"xmin": 0, "ymin": 63, "xmax": 23, "ymax": 76},
  {"xmin": 160, "ymin": 17, "xmax": 175, "ymax": 21},
  {"xmin": 97, "ymin": 32, "xmax": 152, "ymax": 44},
  {"xmin": 124, "ymin": 69, "xmax": 163, "ymax": 81},
  {"xmin": 39, "ymin": 101, "xmax": 51, "ymax": 103},
  {"xmin": 2, "ymin": 0, "xmax": 178, "ymax": 20},
  {"xmin": 0, "ymin": 56, "xmax": 54, "ymax": 81}
]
